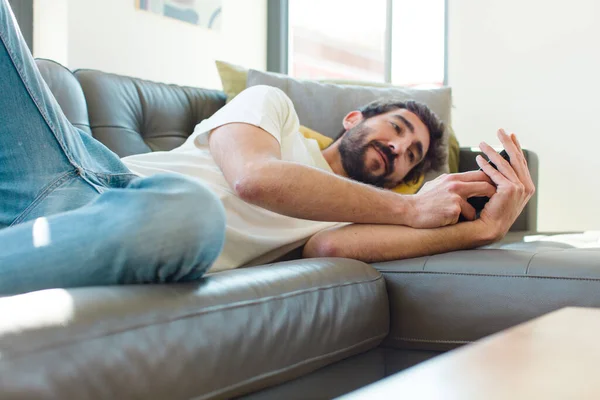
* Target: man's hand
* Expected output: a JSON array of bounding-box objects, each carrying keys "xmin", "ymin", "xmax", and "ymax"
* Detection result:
[
  {"xmin": 406, "ymin": 170, "xmax": 496, "ymax": 228},
  {"xmin": 475, "ymin": 129, "xmax": 536, "ymax": 240},
  {"xmin": 304, "ymin": 129, "xmax": 535, "ymax": 263}
]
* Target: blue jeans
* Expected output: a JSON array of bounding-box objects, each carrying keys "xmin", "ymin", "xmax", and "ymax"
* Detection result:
[{"xmin": 0, "ymin": 1, "xmax": 226, "ymax": 295}]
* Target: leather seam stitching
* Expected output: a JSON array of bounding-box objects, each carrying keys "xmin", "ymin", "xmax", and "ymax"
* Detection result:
[
  {"xmin": 91, "ymin": 127, "xmax": 189, "ymax": 140},
  {"xmin": 421, "ymin": 255, "xmax": 432, "ymax": 271},
  {"xmin": 389, "ymin": 337, "xmax": 473, "ymax": 345},
  {"xmin": 180, "ymin": 85, "xmax": 199, "ymax": 128},
  {"xmin": 144, "ymin": 134, "xmax": 189, "ymax": 139},
  {"xmin": 91, "ymin": 124, "xmax": 142, "ymax": 131},
  {"xmin": 3, "ymin": 274, "xmax": 384, "ymax": 359},
  {"xmin": 525, "ymin": 252, "xmax": 538, "ymax": 275},
  {"xmin": 380, "ymin": 270, "xmax": 600, "ymax": 282},
  {"xmin": 193, "ymin": 332, "xmax": 389, "ymax": 400}
]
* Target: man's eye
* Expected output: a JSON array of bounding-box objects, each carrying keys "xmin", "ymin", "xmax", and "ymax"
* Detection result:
[{"xmin": 391, "ymin": 122, "xmax": 400, "ymax": 133}]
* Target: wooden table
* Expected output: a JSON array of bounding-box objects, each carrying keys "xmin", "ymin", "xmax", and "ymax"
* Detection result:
[{"xmin": 340, "ymin": 307, "xmax": 600, "ymax": 400}]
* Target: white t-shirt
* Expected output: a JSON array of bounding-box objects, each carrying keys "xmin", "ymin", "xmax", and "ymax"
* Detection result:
[{"xmin": 122, "ymin": 85, "xmax": 342, "ymax": 272}]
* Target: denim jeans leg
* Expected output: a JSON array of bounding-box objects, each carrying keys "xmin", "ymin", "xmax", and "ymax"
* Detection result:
[
  {"xmin": 0, "ymin": 174, "xmax": 226, "ymax": 296},
  {"xmin": 0, "ymin": 0, "xmax": 131, "ymax": 228},
  {"xmin": 0, "ymin": 1, "xmax": 226, "ymax": 294}
]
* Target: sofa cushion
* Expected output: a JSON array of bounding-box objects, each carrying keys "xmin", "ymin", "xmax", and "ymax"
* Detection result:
[
  {"xmin": 35, "ymin": 59, "xmax": 91, "ymax": 135},
  {"xmin": 0, "ymin": 259, "xmax": 388, "ymax": 400},
  {"xmin": 375, "ymin": 232, "xmax": 600, "ymax": 352},
  {"xmin": 74, "ymin": 69, "xmax": 226, "ymax": 157}
]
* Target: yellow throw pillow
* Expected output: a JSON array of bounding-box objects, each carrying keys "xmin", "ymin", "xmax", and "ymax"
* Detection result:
[
  {"xmin": 447, "ymin": 125, "xmax": 460, "ymax": 174},
  {"xmin": 215, "ymin": 60, "xmax": 248, "ymax": 103},
  {"xmin": 298, "ymin": 126, "xmax": 424, "ymax": 194},
  {"xmin": 298, "ymin": 125, "xmax": 333, "ymax": 149}
]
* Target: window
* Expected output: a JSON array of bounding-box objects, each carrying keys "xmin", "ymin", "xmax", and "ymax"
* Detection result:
[
  {"xmin": 286, "ymin": 0, "xmax": 445, "ymax": 86},
  {"xmin": 288, "ymin": 0, "xmax": 387, "ymax": 82},
  {"xmin": 390, "ymin": 0, "xmax": 445, "ymax": 86}
]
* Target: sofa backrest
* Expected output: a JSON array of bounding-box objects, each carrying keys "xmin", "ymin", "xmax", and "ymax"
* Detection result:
[
  {"xmin": 74, "ymin": 70, "xmax": 226, "ymax": 157},
  {"xmin": 35, "ymin": 59, "xmax": 92, "ymax": 135},
  {"xmin": 35, "ymin": 59, "xmax": 226, "ymax": 157}
]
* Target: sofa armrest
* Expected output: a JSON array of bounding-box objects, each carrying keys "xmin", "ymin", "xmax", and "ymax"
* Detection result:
[{"xmin": 458, "ymin": 147, "xmax": 539, "ymax": 232}]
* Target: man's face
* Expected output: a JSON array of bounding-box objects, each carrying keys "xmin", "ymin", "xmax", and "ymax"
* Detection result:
[{"xmin": 338, "ymin": 109, "xmax": 431, "ymax": 188}]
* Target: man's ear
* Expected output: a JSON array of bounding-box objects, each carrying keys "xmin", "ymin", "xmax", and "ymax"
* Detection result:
[{"xmin": 342, "ymin": 110, "xmax": 364, "ymax": 130}]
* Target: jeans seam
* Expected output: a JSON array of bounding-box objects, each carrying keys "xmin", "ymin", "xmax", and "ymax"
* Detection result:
[
  {"xmin": 78, "ymin": 168, "xmax": 139, "ymax": 189},
  {"xmin": 9, "ymin": 170, "xmax": 80, "ymax": 226},
  {"xmin": 0, "ymin": 26, "xmax": 79, "ymax": 169},
  {"xmin": 79, "ymin": 168, "xmax": 138, "ymax": 178}
]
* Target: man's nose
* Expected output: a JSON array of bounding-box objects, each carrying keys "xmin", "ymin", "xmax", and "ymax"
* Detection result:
[{"xmin": 388, "ymin": 140, "xmax": 406, "ymax": 156}]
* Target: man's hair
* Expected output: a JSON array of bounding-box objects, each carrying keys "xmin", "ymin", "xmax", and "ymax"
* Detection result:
[{"xmin": 335, "ymin": 99, "xmax": 447, "ymax": 184}]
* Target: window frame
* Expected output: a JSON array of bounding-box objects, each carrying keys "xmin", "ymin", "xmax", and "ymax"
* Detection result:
[{"xmin": 267, "ymin": 0, "xmax": 448, "ymax": 85}]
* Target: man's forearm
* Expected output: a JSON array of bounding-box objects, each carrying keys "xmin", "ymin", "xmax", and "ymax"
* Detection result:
[
  {"xmin": 237, "ymin": 160, "xmax": 410, "ymax": 225},
  {"xmin": 303, "ymin": 219, "xmax": 496, "ymax": 263}
]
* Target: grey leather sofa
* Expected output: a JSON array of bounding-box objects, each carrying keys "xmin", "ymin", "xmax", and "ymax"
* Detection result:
[{"xmin": 1, "ymin": 59, "xmax": 599, "ymax": 400}]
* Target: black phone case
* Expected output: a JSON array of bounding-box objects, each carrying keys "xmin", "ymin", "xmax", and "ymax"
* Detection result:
[{"xmin": 466, "ymin": 149, "xmax": 511, "ymax": 215}]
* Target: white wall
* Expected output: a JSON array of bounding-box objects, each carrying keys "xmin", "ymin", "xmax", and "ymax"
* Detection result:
[
  {"xmin": 448, "ymin": 0, "xmax": 600, "ymax": 232},
  {"xmin": 34, "ymin": 0, "xmax": 266, "ymax": 89},
  {"xmin": 33, "ymin": 0, "xmax": 69, "ymax": 66}
]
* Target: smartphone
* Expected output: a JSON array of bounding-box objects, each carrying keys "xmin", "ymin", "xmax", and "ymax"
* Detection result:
[
  {"xmin": 467, "ymin": 149, "xmax": 511, "ymax": 215},
  {"xmin": 481, "ymin": 149, "xmax": 510, "ymax": 172}
]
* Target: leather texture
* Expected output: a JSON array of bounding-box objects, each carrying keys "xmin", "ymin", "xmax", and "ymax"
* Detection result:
[
  {"xmin": 74, "ymin": 69, "xmax": 226, "ymax": 157},
  {"xmin": 241, "ymin": 348, "xmax": 387, "ymax": 400},
  {"xmin": 376, "ymin": 234, "xmax": 600, "ymax": 351},
  {"xmin": 459, "ymin": 147, "xmax": 539, "ymax": 232},
  {"xmin": 0, "ymin": 259, "xmax": 389, "ymax": 400},
  {"xmin": 35, "ymin": 59, "xmax": 92, "ymax": 135},
  {"xmin": 241, "ymin": 348, "xmax": 438, "ymax": 400}
]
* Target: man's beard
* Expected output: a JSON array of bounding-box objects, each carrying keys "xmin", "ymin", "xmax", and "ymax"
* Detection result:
[{"xmin": 338, "ymin": 123, "xmax": 395, "ymax": 188}]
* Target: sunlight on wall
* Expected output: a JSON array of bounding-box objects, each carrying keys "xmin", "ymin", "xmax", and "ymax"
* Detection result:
[
  {"xmin": 33, "ymin": 0, "xmax": 266, "ymax": 89},
  {"xmin": 391, "ymin": 0, "xmax": 445, "ymax": 86},
  {"xmin": 33, "ymin": 0, "xmax": 69, "ymax": 66}
]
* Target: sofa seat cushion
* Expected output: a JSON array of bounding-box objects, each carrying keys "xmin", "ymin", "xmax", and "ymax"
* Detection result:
[
  {"xmin": 375, "ymin": 232, "xmax": 600, "ymax": 351},
  {"xmin": 0, "ymin": 259, "xmax": 388, "ymax": 400}
]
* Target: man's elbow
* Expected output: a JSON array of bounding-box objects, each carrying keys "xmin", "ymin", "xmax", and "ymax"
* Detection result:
[
  {"xmin": 234, "ymin": 173, "xmax": 266, "ymax": 204},
  {"xmin": 303, "ymin": 234, "xmax": 343, "ymax": 259}
]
